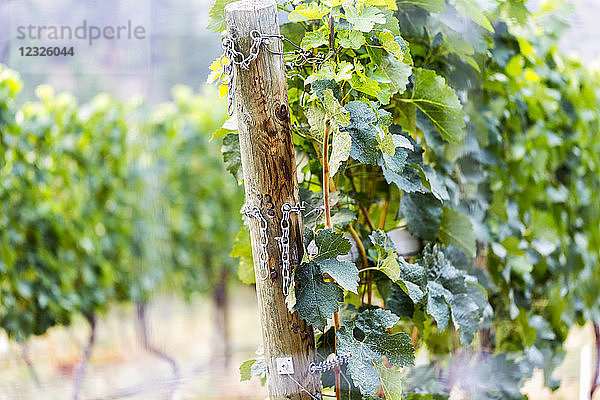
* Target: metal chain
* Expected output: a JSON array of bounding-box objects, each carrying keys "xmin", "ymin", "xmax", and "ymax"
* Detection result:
[
  {"xmin": 241, "ymin": 205, "xmax": 269, "ymax": 281},
  {"xmin": 276, "ymin": 202, "xmax": 305, "ymax": 297},
  {"xmin": 220, "ymin": 30, "xmax": 329, "ymax": 115},
  {"xmin": 220, "ymin": 30, "xmax": 264, "ymax": 115},
  {"xmin": 308, "ymin": 354, "xmax": 352, "ymax": 374}
]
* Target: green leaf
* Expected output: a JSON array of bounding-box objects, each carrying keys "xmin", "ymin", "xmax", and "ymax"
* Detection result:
[
  {"xmin": 222, "ymin": 133, "xmax": 243, "ymax": 184},
  {"xmin": 330, "ymin": 128, "xmax": 352, "ymax": 177},
  {"xmin": 239, "ymin": 358, "xmax": 267, "ymax": 381},
  {"xmin": 378, "ymin": 32, "xmax": 410, "ymax": 62},
  {"xmin": 370, "ymin": 230, "xmax": 401, "ymax": 280},
  {"xmin": 305, "ymin": 104, "xmax": 327, "ymax": 140},
  {"xmin": 294, "ymin": 261, "xmax": 343, "ymax": 330},
  {"xmin": 317, "ymin": 258, "xmax": 360, "ymax": 294},
  {"xmin": 230, "ymin": 225, "xmax": 254, "ymax": 284},
  {"xmin": 418, "ymin": 164, "xmax": 449, "ymax": 201},
  {"xmin": 397, "ymin": 0, "xmax": 445, "ymax": 12},
  {"xmin": 338, "ymin": 30, "xmax": 366, "ymax": 49},
  {"xmin": 437, "ymin": 207, "xmax": 476, "ymax": 257},
  {"xmin": 420, "ymin": 245, "xmax": 485, "ymax": 344},
  {"xmin": 338, "ymin": 308, "xmax": 415, "ymax": 397},
  {"xmin": 314, "ymin": 228, "xmax": 352, "ymax": 259},
  {"xmin": 345, "ymin": 101, "xmax": 380, "ymax": 165},
  {"xmin": 397, "ymin": 258, "xmax": 426, "ymax": 303},
  {"xmin": 302, "ymin": 29, "xmax": 329, "ymax": 49},
  {"xmin": 374, "ymin": 8, "xmax": 400, "ymax": 35},
  {"xmin": 323, "ymin": 89, "xmax": 351, "ymax": 127},
  {"xmin": 426, "ymin": 281, "xmax": 452, "ymax": 331},
  {"xmin": 351, "ymin": 69, "xmax": 388, "ymax": 103},
  {"xmin": 311, "ymin": 78, "xmax": 341, "ymax": 100},
  {"xmin": 210, "ymin": 114, "xmax": 238, "ymax": 141},
  {"xmin": 448, "ymin": 292, "xmax": 481, "ymax": 345},
  {"xmin": 289, "ymin": 3, "xmax": 331, "ymax": 22},
  {"xmin": 239, "ymin": 359, "xmax": 255, "ymax": 381},
  {"xmin": 207, "ymin": 0, "xmax": 236, "ymax": 32},
  {"xmin": 408, "ymin": 68, "xmax": 466, "ymax": 144},
  {"xmin": 399, "ymin": 193, "xmax": 442, "ymax": 241},
  {"xmin": 331, "ymin": 208, "xmax": 356, "ymax": 227},
  {"xmin": 344, "ymin": 5, "xmax": 386, "ymax": 32},
  {"xmin": 381, "ymin": 56, "xmax": 412, "ymax": 95},
  {"xmin": 455, "ymin": 0, "xmax": 494, "ymax": 32},
  {"xmin": 374, "ymin": 364, "xmax": 404, "ymax": 400},
  {"xmin": 379, "ymin": 129, "xmax": 396, "ymax": 156},
  {"xmin": 377, "ymin": 143, "xmax": 427, "ymax": 194},
  {"xmin": 313, "ymin": 228, "xmax": 359, "ymax": 293}
]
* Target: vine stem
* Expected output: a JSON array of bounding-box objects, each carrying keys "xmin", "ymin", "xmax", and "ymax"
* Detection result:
[
  {"xmin": 73, "ymin": 313, "xmax": 97, "ymax": 400},
  {"xmin": 348, "ymin": 224, "xmax": 367, "ymax": 270},
  {"xmin": 20, "ymin": 342, "xmax": 41, "ymax": 388},
  {"xmin": 358, "ymin": 266, "xmax": 383, "ymax": 273},
  {"xmin": 323, "ymin": 123, "xmax": 332, "ymax": 228},
  {"xmin": 136, "ymin": 303, "xmax": 180, "ymax": 398},
  {"xmin": 322, "ymin": 121, "xmax": 341, "ymax": 400},
  {"xmin": 379, "ymin": 199, "xmax": 389, "ymax": 230},
  {"xmin": 346, "ymin": 169, "xmax": 375, "ymax": 231}
]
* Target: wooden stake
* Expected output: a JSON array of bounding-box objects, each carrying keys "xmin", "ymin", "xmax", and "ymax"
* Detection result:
[{"xmin": 225, "ymin": 1, "xmax": 321, "ymax": 398}]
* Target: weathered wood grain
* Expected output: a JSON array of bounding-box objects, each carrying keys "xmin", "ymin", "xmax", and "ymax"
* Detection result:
[{"xmin": 224, "ymin": 1, "xmax": 322, "ymax": 398}]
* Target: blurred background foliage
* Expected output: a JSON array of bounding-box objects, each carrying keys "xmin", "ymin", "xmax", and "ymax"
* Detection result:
[{"xmin": 0, "ymin": 65, "xmax": 245, "ymax": 398}]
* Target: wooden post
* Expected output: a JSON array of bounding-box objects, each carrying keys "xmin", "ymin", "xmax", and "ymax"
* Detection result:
[{"xmin": 224, "ymin": 1, "xmax": 322, "ymax": 399}]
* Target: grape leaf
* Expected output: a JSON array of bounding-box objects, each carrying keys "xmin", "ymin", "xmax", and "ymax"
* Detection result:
[
  {"xmin": 437, "ymin": 207, "xmax": 476, "ymax": 257},
  {"xmin": 338, "ymin": 30, "xmax": 366, "ymax": 49},
  {"xmin": 408, "ymin": 68, "xmax": 466, "ymax": 144},
  {"xmin": 377, "ymin": 144, "xmax": 428, "ymax": 194},
  {"xmin": 455, "ymin": 0, "xmax": 494, "ymax": 32},
  {"xmin": 381, "ymin": 56, "xmax": 412, "ymax": 96},
  {"xmin": 418, "ymin": 164, "xmax": 450, "ymax": 201},
  {"xmin": 379, "ymin": 129, "xmax": 396, "ymax": 156},
  {"xmin": 374, "ymin": 364, "xmax": 404, "ymax": 400},
  {"xmin": 338, "ymin": 308, "xmax": 415, "ymax": 397},
  {"xmin": 313, "ymin": 228, "xmax": 360, "ymax": 293},
  {"xmin": 397, "ymin": 258, "xmax": 426, "ymax": 303},
  {"xmin": 345, "ymin": 101, "xmax": 380, "ymax": 164},
  {"xmin": 294, "ymin": 261, "xmax": 343, "ymax": 330},
  {"xmin": 397, "ymin": 0, "xmax": 445, "ymax": 12},
  {"xmin": 207, "ymin": 0, "xmax": 236, "ymax": 32},
  {"xmin": 305, "ymin": 104, "xmax": 327, "ymax": 139},
  {"xmin": 302, "ymin": 29, "xmax": 328, "ymax": 49},
  {"xmin": 370, "ymin": 230, "xmax": 401, "ymax": 280},
  {"xmin": 330, "ymin": 128, "xmax": 352, "ymax": 177},
  {"xmin": 378, "ymin": 31, "xmax": 410, "ymax": 62},
  {"xmin": 399, "ymin": 192, "xmax": 442, "ymax": 241},
  {"xmin": 324, "ymin": 89, "xmax": 351, "ymax": 127},
  {"xmin": 344, "ymin": 5, "xmax": 386, "ymax": 32},
  {"xmin": 239, "ymin": 358, "xmax": 266, "ymax": 382},
  {"xmin": 311, "ymin": 79, "xmax": 341, "ymax": 100},
  {"xmin": 230, "ymin": 225, "xmax": 254, "ymax": 284},
  {"xmin": 289, "ymin": 3, "xmax": 331, "ymax": 21},
  {"xmin": 370, "ymin": 231, "xmax": 425, "ymax": 302},
  {"xmin": 420, "ymin": 245, "xmax": 485, "ymax": 344},
  {"xmin": 222, "ymin": 133, "xmax": 243, "ymax": 184}
]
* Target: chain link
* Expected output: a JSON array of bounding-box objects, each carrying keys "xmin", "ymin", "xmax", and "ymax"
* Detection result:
[
  {"xmin": 276, "ymin": 202, "xmax": 304, "ymax": 297},
  {"xmin": 241, "ymin": 205, "xmax": 270, "ymax": 281},
  {"xmin": 220, "ymin": 30, "xmax": 329, "ymax": 116},
  {"xmin": 308, "ymin": 354, "xmax": 352, "ymax": 374}
]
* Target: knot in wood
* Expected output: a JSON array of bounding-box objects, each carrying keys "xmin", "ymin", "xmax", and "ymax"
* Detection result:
[
  {"xmin": 228, "ymin": 26, "xmax": 238, "ymax": 39},
  {"xmin": 274, "ymin": 103, "xmax": 289, "ymax": 121},
  {"xmin": 241, "ymin": 111, "xmax": 254, "ymax": 127},
  {"xmin": 270, "ymin": 268, "xmax": 278, "ymax": 280}
]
